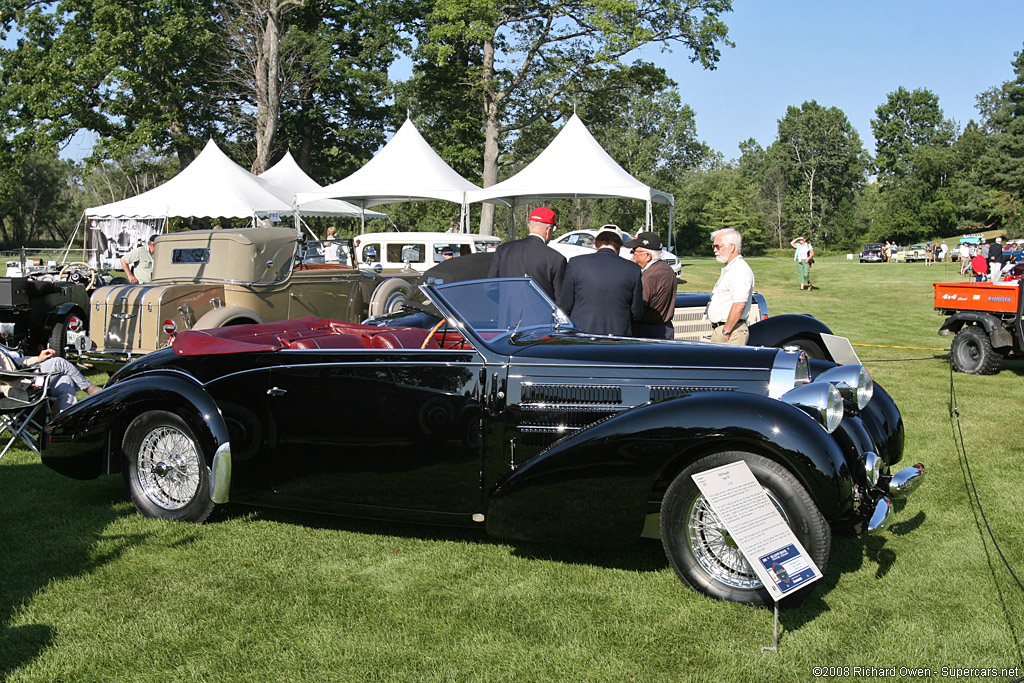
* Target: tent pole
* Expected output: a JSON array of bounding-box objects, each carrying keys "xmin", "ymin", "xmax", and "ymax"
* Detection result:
[
  {"xmin": 57, "ymin": 212, "xmax": 83, "ymax": 265},
  {"xmin": 506, "ymin": 201, "xmax": 515, "ymax": 241},
  {"xmin": 668, "ymin": 204, "xmax": 675, "ymax": 252}
]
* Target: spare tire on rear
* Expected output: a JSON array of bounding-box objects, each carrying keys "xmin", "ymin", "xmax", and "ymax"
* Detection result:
[{"xmin": 369, "ymin": 278, "xmax": 415, "ymax": 317}]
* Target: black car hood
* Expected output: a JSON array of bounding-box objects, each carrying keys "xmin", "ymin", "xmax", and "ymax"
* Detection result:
[{"xmin": 503, "ymin": 330, "xmax": 780, "ymax": 369}]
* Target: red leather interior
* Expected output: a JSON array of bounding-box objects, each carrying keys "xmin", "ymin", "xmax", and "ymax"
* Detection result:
[
  {"xmin": 173, "ymin": 317, "xmax": 449, "ymax": 356},
  {"xmin": 287, "ymin": 334, "xmax": 365, "ymax": 350}
]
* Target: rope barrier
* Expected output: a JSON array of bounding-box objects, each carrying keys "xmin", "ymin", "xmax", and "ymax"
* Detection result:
[
  {"xmin": 947, "ymin": 356, "xmax": 1024, "ymax": 594},
  {"xmin": 851, "ymin": 342, "xmax": 948, "ymax": 351}
]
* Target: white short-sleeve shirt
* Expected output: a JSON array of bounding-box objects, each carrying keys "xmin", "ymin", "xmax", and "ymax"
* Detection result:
[{"xmin": 707, "ymin": 256, "xmax": 755, "ymax": 324}]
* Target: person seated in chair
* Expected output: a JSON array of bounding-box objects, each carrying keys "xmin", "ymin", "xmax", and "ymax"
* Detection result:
[{"xmin": 0, "ymin": 346, "xmax": 101, "ymax": 413}]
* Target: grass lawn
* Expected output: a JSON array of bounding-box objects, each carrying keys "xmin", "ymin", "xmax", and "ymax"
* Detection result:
[{"xmin": 2, "ymin": 254, "xmax": 1023, "ymax": 681}]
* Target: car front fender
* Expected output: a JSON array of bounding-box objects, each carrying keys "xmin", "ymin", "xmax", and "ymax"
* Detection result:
[
  {"xmin": 41, "ymin": 372, "xmax": 230, "ymax": 482},
  {"xmin": 485, "ymin": 392, "xmax": 852, "ymax": 546}
]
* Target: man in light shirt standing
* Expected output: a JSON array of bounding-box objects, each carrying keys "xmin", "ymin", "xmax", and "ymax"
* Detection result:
[{"xmin": 707, "ymin": 228, "xmax": 754, "ymax": 346}]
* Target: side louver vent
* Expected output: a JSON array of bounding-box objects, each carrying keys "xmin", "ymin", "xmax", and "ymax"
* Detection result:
[{"xmin": 522, "ymin": 384, "xmax": 621, "ymax": 405}]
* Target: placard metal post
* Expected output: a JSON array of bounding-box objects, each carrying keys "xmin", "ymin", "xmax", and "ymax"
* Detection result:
[{"xmin": 761, "ymin": 603, "xmax": 780, "ymax": 653}]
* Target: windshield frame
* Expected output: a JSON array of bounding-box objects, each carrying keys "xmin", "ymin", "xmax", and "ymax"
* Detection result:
[{"xmin": 423, "ymin": 277, "xmax": 579, "ymax": 353}]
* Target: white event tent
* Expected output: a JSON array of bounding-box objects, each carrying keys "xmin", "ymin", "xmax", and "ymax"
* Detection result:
[
  {"xmin": 467, "ymin": 113, "xmax": 675, "ymax": 247},
  {"xmin": 258, "ymin": 151, "xmax": 385, "ymax": 222},
  {"xmin": 86, "ymin": 139, "xmax": 292, "ymax": 222},
  {"xmin": 295, "ymin": 118, "xmax": 480, "ymax": 231}
]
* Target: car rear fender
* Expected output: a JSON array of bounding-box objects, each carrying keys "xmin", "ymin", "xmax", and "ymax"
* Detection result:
[
  {"xmin": 41, "ymin": 372, "xmax": 230, "ymax": 482},
  {"xmin": 43, "ymin": 301, "xmax": 88, "ymax": 333},
  {"xmin": 193, "ymin": 306, "xmax": 262, "ymax": 330},
  {"xmin": 748, "ymin": 314, "xmax": 833, "ymax": 351},
  {"xmin": 485, "ymin": 392, "xmax": 851, "ymax": 546}
]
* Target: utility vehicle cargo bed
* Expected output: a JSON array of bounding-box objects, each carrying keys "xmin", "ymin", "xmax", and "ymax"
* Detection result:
[{"xmin": 933, "ymin": 281, "xmax": 1021, "ymax": 314}]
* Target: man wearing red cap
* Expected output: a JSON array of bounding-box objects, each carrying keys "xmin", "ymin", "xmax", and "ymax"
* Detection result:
[{"xmin": 487, "ymin": 206, "xmax": 567, "ymax": 299}]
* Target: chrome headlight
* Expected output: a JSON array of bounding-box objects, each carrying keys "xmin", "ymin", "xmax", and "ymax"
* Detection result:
[
  {"xmin": 816, "ymin": 364, "xmax": 873, "ymax": 409},
  {"xmin": 781, "ymin": 382, "xmax": 844, "ymax": 433}
]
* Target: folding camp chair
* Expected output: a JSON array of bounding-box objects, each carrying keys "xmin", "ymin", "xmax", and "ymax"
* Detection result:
[{"xmin": 0, "ymin": 367, "xmax": 54, "ymax": 460}]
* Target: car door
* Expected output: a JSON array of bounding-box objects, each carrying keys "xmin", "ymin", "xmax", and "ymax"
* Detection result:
[{"xmin": 265, "ymin": 347, "xmax": 488, "ymax": 513}]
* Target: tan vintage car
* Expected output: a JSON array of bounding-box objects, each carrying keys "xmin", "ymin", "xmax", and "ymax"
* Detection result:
[{"xmin": 77, "ymin": 227, "xmax": 419, "ymax": 366}]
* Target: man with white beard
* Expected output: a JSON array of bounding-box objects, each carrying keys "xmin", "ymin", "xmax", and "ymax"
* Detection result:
[{"xmin": 706, "ymin": 228, "xmax": 754, "ymax": 346}]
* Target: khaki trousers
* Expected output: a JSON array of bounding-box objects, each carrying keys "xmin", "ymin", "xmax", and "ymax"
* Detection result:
[{"xmin": 709, "ymin": 321, "xmax": 748, "ymax": 345}]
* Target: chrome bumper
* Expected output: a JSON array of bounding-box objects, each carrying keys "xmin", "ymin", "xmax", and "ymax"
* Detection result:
[
  {"xmin": 67, "ymin": 349, "xmax": 144, "ymax": 369},
  {"xmin": 867, "ymin": 463, "xmax": 926, "ymax": 532},
  {"xmin": 210, "ymin": 442, "xmax": 232, "ymax": 504}
]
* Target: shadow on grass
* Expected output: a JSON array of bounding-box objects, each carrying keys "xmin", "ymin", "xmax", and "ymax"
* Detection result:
[
  {"xmin": 951, "ymin": 421, "xmax": 1024, "ymax": 663},
  {"xmin": 0, "ymin": 457, "xmax": 148, "ymax": 679},
  {"xmin": 223, "ymin": 503, "xmax": 670, "ymax": 574}
]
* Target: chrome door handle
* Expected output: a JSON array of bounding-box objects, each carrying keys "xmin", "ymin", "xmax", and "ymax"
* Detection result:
[{"xmin": 267, "ymin": 387, "xmax": 287, "ymax": 397}]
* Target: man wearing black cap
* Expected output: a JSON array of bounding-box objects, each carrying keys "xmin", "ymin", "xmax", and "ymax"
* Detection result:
[
  {"xmin": 625, "ymin": 231, "xmax": 677, "ymax": 339},
  {"xmin": 487, "ymin": 206, "xmax": 567, "ymax": 299},
  {"xmin": 557, "ymin": 231, "xmax": 643, "ymax": 336}
]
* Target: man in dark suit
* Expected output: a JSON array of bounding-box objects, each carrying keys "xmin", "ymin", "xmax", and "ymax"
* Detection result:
[
  {"xmin": 557, "ymin": 231, "xmax": 643, "ymax": 336},
  {"xmin": 487, "ymin": 207, "xmax": 567, "ymax": 299}
]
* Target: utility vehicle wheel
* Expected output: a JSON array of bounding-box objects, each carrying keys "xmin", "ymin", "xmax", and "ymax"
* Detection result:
[
  {"xmin": 950, "ymin": 326, "xmax": 1002, "ymax": 375},
  {"xmin": 123, "ymin": 411, "xmax": 214, "ymax": 523},
  {"xmin": 660, "ymin": 451, "xmax": 831, "ymax": 607}
]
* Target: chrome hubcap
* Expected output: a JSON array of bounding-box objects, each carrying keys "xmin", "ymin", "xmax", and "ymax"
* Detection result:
[{"xmin": 136, "ymin": 426, "xmax": 200, "ymax": 510}]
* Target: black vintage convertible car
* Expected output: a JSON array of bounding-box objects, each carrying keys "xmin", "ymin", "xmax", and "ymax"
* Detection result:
[{"xmin": 40, "ymin": 278, "xmax": 924, "ymax": 605}]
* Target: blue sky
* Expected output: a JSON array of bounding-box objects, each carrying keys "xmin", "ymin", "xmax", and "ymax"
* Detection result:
[{"xmin": 647, "ymin": 0, "xmax": 1024, "ymax": 160}]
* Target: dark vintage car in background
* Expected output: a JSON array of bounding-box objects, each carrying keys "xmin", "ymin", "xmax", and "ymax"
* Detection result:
[
  {"xmin": 0, "ymin": 255, "xmax": 113, "ymax": 355},
  {"xmin": 41, "ymin": 278, "xmax": 924, "ymax": 606},
  {"xmin": 859, "ymin": 243, "xmax": 885, "ymax": 263}
]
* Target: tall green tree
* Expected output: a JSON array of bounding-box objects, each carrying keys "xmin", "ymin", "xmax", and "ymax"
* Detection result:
[
  {"xmin": 772, "ymin": 101, "xmax": 868, "ymax": 246},
  {"xmin": 0, "ymin": 150, "xmax": 82, "ymax": 245},
  {"xmin": 870, "ymin": 87, "xmax": 959, "ymax": 241},
  {"xmin": 0, "ymin": 0, "xmax": 227, "ymax": 167},
  {"xmin": 414, "ymin": 0, "xmax": 734, "ymax": 234},
  {"xmin": 978, "ymin": 44, "xmax": 1024, "ymax": 231},
  {"xmin": 872, "ymin": 87, "xmax": 954, "ymax": 183},
  {"xmin": 255, "ymin": 0, "xmax": 405, "ymax": 181},
  {"xmin": 738, "ymin": 138, "xmax": 788, "ymax": 249}
]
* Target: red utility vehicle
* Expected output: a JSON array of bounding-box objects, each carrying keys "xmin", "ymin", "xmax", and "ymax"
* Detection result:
[{"xmin": 934, "ymin": 280, "xmax": 1024, "ymax": 374}]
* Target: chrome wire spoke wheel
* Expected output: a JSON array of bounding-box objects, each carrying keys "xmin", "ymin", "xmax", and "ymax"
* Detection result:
[
  {"xmin": 684, "ymin": 489, "xmax": 791, "ymax": 591},
  {"xmin": 135, "ymin": 426, "xmax": 201, "ymax": 511},
  {"xmin": 661, "ymin": 451, "xmax": 831, "ymax": 606}
]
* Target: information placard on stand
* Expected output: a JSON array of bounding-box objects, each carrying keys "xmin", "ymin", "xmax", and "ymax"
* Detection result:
[{"xmin": 691, "ymin": 461, "xmax": 823, "ymax": 651}]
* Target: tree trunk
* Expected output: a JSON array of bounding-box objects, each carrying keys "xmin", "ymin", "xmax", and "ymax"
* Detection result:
[
  {"xmin": 479, "ymin": 36, "xmax": 499, "ymax": 236},
  {"xmin": 253, "ymin": 7, "xmax": 281, "ymax": 174}
]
